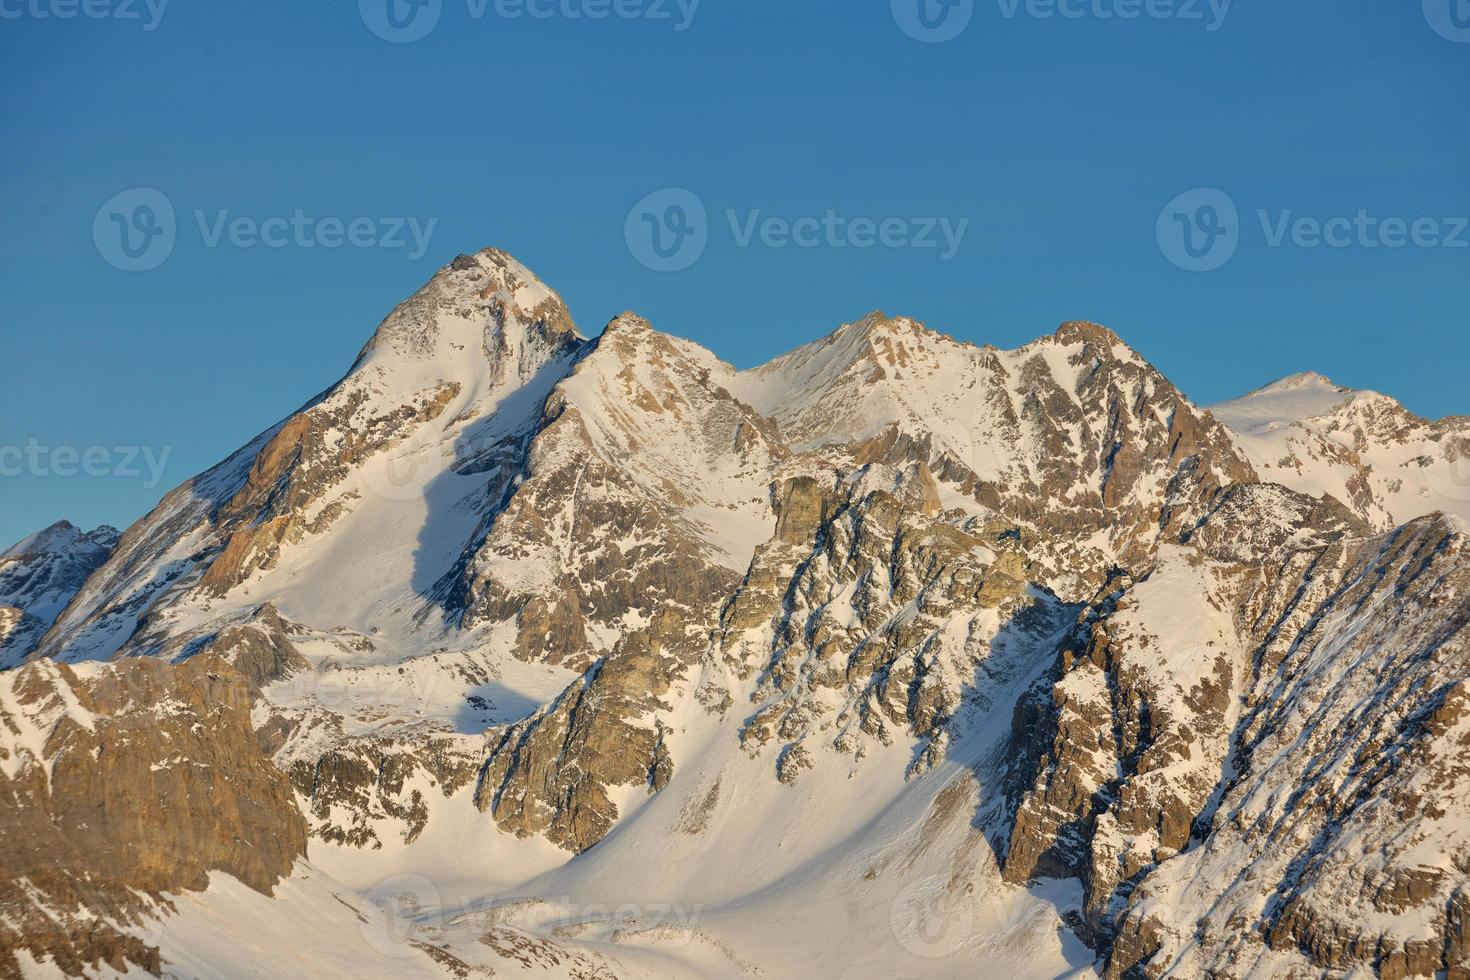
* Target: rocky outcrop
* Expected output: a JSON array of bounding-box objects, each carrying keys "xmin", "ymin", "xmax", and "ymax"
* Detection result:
[
  {"xmin": 733, "ymin": 315, "xmax": 1257, "ymax": 602},
  {"xmin": 0, "ymin": 656, "xmax": 305, "ymax": 978},
  {"xmin": 473, "ymin": 611, "xmax": 693, "ymax": 851},
  {"xmin": 1002, "ymin": 547, "xmax": 1241, "ymax": 945},
  {"xmin": 288, "ymin": 731, "xmax": 481, "ymax": 850},
  {"xmin": 181, "ymin": 602, "xmax": 310, "ymax": 691},
  {"xmin": 723, "ymin": 469, "xmax": 1074, "ymax": 783}
]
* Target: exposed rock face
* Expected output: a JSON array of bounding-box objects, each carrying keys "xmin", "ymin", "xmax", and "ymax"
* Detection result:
[
  {"xmin": 0, "ymin": 522, "xmax": 118, "ymax": 666},
  {"xmin": 732, "ymin": 315, "xmax": 1257, "ymax": 601},
  {"xmin": 0, "ymin": 656, "xmax": 305, "ymax": 978},
  {"xmin": 1002, "ymin": 482, "xmax": 1470, "ymax": 976},
  {"xmin": 723, "ymin": 472, "xmax": 1072, "ymax": 782},
  {"xmin": 1105, "ymin": 516, "xmax": 1470, "ymax": 979},
  {"xmin": 194, "ymin": 377, "xmax": 463, "ymax": 597},
  {"xmin": 450, "ymin": 315, "xmax": 783, "ymax": 667},
  {"xmin": 1002, "ymin": 546, "xmax": 1242, "ymax": 944},
  {"xmin": 289, "ymin": 732, "xmax": 480, "ymax": 850},
  {"xmin": 474, "ymin": 611, "xmax": 692, "ymax": 850},
  {"xmin": 178, "ymin": 602, "xmax": 311, "ymax": 691}
]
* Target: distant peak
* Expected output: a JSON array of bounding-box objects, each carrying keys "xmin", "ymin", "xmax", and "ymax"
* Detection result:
[
  {"xmin": 89, "ymin": 525, "xmax": 122, "ymax": 545},
  {"xmin": 1210, "ymin": 371, "xmax": 1358, "ymax": 434},
  {"xmin": 843, "ymin": 311, "xmax": 965, "ymax": 349},
  {"xmin": 855, "ymin": 310, "xmax": 896, "ymax": 331},
  {"xmin": 1251, "ymin": 371, "xmax": 1349, "ymax": 397},
  {"xmin": 2, "ymin": 520, "xmax": 82, "ymax": 560}
]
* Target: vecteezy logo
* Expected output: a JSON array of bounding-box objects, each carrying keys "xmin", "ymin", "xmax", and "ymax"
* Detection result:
[
  {"xmin": 1156, "ymin": 187, "xmax": 1240, "ymax": 272},
  {"xmin": 889, "ymin": 878, "xmax": 983, "ymax": 959},
  {"xmin": 93, "ymin": 188, "xmax": 176, "ymax": 272},
  {"xmin": 625, "ymin": 188, "xmax": 708, "ymax": 272},
  {"xmin": 360, "ymin": 0, "xmax": 441, "ymax": 42},
  {"xmin": 359, "ymin": 419, "xmax": 455, "ymax": 502},
  {"xmin": 359, "ymin": 873, "xmax": 444, "ymax": 958},
  {"xmin": 892, "ymin": 0, "xmax": 974, "ymax": 42},
  {"xmin": 1424, "ymin": 0, "xmax": 1470, "ymax": 42},
  {"xmin": 1426, "ymin": 438, "xmax": 1470, "ymax": 503}
]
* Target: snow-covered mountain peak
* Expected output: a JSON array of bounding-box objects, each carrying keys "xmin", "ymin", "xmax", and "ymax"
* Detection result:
[
  {"xmin": 599, "ymin": 310, "xmax": 654, "ymax": 335},
  {"xmin": 351, "ymin": 247, "xmax": 582, "ymax": 389},
  {"xmin": 1, "ymin": 521, "xmax": 118, "ymax": 565},
  {"xmin": 726, "ymin": 312, "xmax": 989, "ymax": 453},
  {"xmin": 1, "ymin": 521, "xmax": 118, "ymax": 561},
  {"xmin": 3, "ymin": 520, "xmax": 89, "ymax": 558},
  {"xmin": 1, "ymin": 521, "xmax": 81, "ymax": 560},
  {"xmin": 1212, "ymin": 371, "xmax": 1470, "ymax": 528},
  {"xmin": 845, "ymin": 309, "xmax": 957, "ymax": 340},
  {"xmin": 1, "ymin": 522, "xmax": 120, "ymax": 666},
  {"xmin": 1007, "ymin": 319, "xmax": 1153, "ymax": 374},
  {"xmin": 1209, "ymin": 370, "xmax": 1355, "ymax": 435},
  {"xmin": 1259, "ymin": 368, "xmax": 1340, "ymax": 392},
  {"xmin": 32, "ymin": 250, "xmax": 594, "ymax": 663}
]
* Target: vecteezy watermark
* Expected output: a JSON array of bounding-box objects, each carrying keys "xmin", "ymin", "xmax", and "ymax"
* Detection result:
[
  {"xmin": 0, "ymin": 0, "xmax": 168, "ymax": 30},
  {"xmin": 1257, "ymin": 210, "xmax": 1470, "ymax": 250},
  {"xmin": 357, "ymin": 877, "xmax": 705, "ymax": 958},
  {"xmin": 361, "ymin": 874, "xmax": 445, "ymax": 958},
  {"xmin": 888, "ymin": 876, "xmax": 1041, "ymax": 960},
  {"xmin": 93, "ymin": 188, "xmax": 438, "ymax": 272},
  {"xmin": 995, "ymin": 0, "xmax": 1231, "ymax": 29},
  {"xmin": 1426, "ymin": 437, "xmax": 1470, "ymax": 504},
  {"xmin": 892, "ymin": 0, "xmax": 975, "ymax": 43},
  {"xmin": 0, "ymin": 440, "xmax": 172, "ymax": 489},
  {"xmin": 540, "ymin": 900, "xmax": 703, "ymax": 941},
  {"xmin": 1423, "ymin": 0, "xmax": 1470, "ymax": 43},
  {"xmin": 1157, "ymin": 188, "xmax": 1469, "ymax": 272},
  {"xmin": 1156, "ymin": 187, "xmax": 1240, "ymax": 272},
  {"xmin": 93, "ymin": 188, "xmax": 177, "ymax": 272},
  {"xmin": 892, "ymin": 0, "xmax": 1229, "ymax": 41},
  {"xmin": 625, "ymin": 188, "xmax": 970, "ymax": 272},
  {"xmin": 360, "ymin": 0, "xmax": 699, "ymax": 43},
  {"xmin": 624, "ymin": 188, "xmax": 708, "ymax": 272}
]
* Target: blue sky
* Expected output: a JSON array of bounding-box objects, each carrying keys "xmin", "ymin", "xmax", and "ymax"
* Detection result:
[{"xmin": 1, "ymin": 0, "xmax": 1467, "ymax": 544}]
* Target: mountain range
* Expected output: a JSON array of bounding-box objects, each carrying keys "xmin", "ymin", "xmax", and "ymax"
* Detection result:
[{"xmin": 3, "ymin": 248, "xmax": 1468, "ymax": 980}]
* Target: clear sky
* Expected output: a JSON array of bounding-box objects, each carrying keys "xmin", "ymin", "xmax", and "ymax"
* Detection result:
[{"xmin": 1, "ymin": 0, "xmax": 1467, "ymax": 545}]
